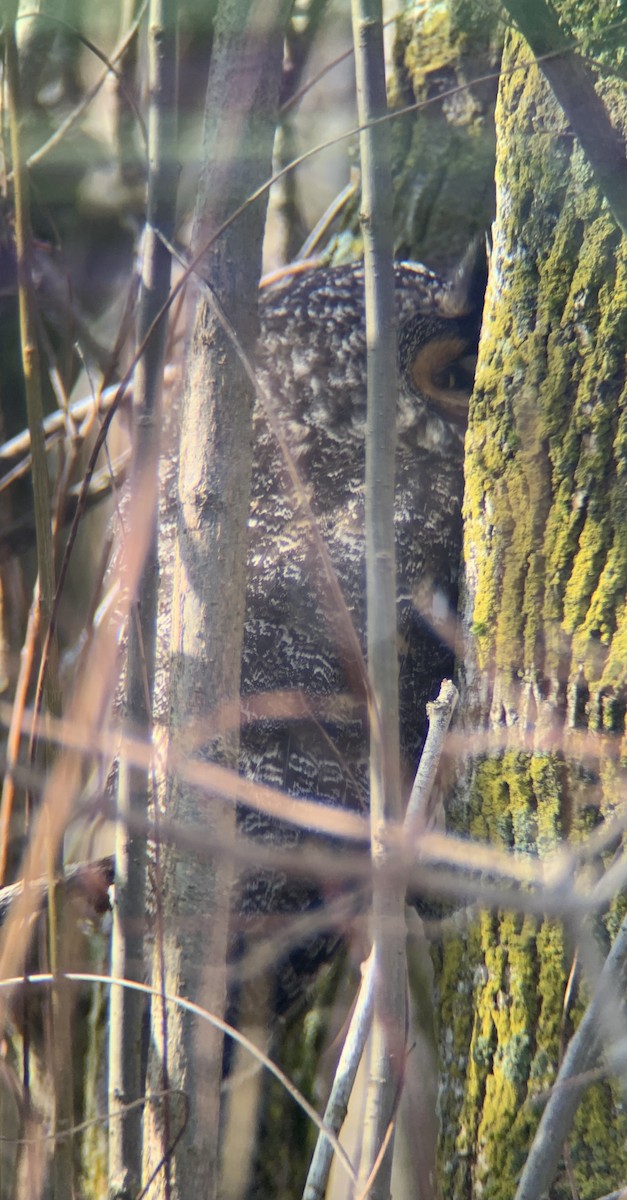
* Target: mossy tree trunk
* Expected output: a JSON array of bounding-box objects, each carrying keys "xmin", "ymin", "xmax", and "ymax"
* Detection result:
[
  {"xmin": 437, "ymin": 20, "xmax": 627, "ymax": 1200},
  {"xmin": 389, "ymin": 0, "xmax": 502, "ymax": 269}
]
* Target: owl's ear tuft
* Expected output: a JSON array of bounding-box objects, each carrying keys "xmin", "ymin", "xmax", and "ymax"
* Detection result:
[{"xmin": 439, "ymin": 235, "xmax": 488, "ymax": 319}]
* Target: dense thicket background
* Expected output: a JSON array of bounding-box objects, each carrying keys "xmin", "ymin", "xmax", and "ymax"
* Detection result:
[{"xmin": 0, "ymin": 2, "xmax": 626, "ymax": 1199}]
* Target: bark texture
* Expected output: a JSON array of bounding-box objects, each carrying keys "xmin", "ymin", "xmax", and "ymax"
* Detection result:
[
  {"xmin": 388, "ymin": 0, "xmax": 501, "ymax": 269},
  {"xmin": 141, "ymin": 3, "xmax": 290, "ymax": 1198},
  {"xmin": 437, "ymin": 22, "xmax": 627, "ymax": 1200}
]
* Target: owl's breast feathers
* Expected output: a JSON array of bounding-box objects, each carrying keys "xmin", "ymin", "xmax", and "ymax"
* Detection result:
[
  {"xmin": 243, "ymin": 257, "xmax": 482, "ymax": 753},
  {"xmin": 237, "ymin": 256, "xmax": 483, "ymax": 997}
]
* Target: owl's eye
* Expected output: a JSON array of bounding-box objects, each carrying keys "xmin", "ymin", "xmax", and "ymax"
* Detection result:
[
  {"xmin": 408, "ymin": 335, "xmax": 476, "ymax": 421},
  {"xmin": 432, "ymin": 353, "xmax": 477, "ymax": 393}
]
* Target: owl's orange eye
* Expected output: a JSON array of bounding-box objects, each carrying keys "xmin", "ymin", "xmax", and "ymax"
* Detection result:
[
  {"xmin": 409, "ymin": 335, "xmax": 475, "ymax": 420},
  {"xmin": 432, "ymin": 353, "xmax": 477, "ymax": 392}
]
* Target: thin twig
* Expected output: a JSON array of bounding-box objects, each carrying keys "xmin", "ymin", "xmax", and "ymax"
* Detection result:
[
  {"xmin": 0, "ymin": 598, "xmax": 39, "ymax": 885},
  {"xmin": 296, "ymin": 172, "xmax": 359, "ymax": 260},
  {"xmin": 352, "ymin": 1, "xmax": 406, "ymax": 1195},
  {"xmin": 514, "ymin": 914, "xmax": 627, "ymax": 1200},
  {"xmin": 303, "ymin": 953, "xmax": 376, "ymax": 1200},
  {"xmin": 404, "ymin": 680, "xmax": 458, "ymax": 832},
  {"xmin": 279, "ymin": 8, "xmax": 412, "ymax": 117},
  {"xmin": 108, "ymin": 0, "xmax": 178, "ymax": 1193},
  {"xmin": 22, "ymin": 2, "xmax": 148, "ymax": 173},
  {"xmin": 4, "ymin": 18, "xmax": 58, "ymax": 713},
  {"xmin": 0, "ymin": 970, "xmax": 359, "ymax": 1190},
  {"xmin": 0, "ymin": 385, "xmax": 132, "ymax": 473},
  {"xmin": 34, "ymin": 46, "xmax": 585, "ymax": 728},
  {"xmin": 4, "ymin": 13, "xmax": 71, "ymax": 1191},
  {"xmin": 14, "ymin": 8, "xmax": 148, "ymax": 151},
  {"xmin": 158, "ymin": 228, "xmax": 376, "ymax": 730},
  {"xmin": 502, "ymin": 0, "xmax": 627, "ymax": 240}
]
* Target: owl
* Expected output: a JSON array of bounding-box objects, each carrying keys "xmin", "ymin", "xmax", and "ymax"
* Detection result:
[
  {"xmin": 3, "ymin": 251, "xmax": 482, "ymax": 1014},
  {"xmin": 235, "ymin": 252, "xmax": 485, "ymax": 1014}
]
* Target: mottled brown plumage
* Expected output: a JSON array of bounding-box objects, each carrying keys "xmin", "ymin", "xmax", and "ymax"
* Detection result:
[{"xmin": 236, "ymin": 256, "xmax": 483, "ymax": 1012}]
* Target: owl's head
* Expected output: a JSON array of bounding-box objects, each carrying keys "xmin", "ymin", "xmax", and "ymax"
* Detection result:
[{"xmin": 398, "ymin": 239, "xmax": 487, "ymax": 426}]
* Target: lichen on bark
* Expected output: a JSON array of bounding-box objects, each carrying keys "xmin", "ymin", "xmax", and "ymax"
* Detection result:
[
  {"xmin": 388, "ymin": 0, "xmax": 501, "ymax": 268},
  {"xmin": 438, "ymin": 20, "xmax": 627, "ymax": 1200}
]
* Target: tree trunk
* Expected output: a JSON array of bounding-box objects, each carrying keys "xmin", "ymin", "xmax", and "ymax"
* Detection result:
[
  {"xmin": 438, "ymin": 22, "xmax": 627, "ymax": 1200},
  {"xmin": 140, "ymin": 4, "xmax": 290, "ymax": 1199},
  {"xmin": 389, "ymin": 0, "xmax": 501, "ymax": 269}
]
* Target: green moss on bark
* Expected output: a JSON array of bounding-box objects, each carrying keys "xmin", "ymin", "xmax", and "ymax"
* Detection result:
[
  {"xmin": 388, "ymin": 0, "xmax": 501, "ymax": 268},
  {"xmin": 438, "ymin": 16, "xmax": 627, "ymax": 1200}
]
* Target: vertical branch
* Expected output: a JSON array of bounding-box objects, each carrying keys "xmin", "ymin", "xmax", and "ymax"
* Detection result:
[
  {"xmin": 303, "ymin": 953, "xmax": 376, "ymax": 1200},
  {"xmin": 351, "ymin": 2, "xmax": 406, "ymax": 1197},
  {"xmin": 141, "ymin": 3, "xmax": 290, "ymax": 1198},
  {"xmin": 303, "ymin": 683, "xmax": 457, "ymax": 1199},
  {"xmin": 501, "ymin": 0, "xmax": 627, "ymax": 241},
  {"xmin": 113, "ymin": 0, "xmax": 143, "ymax": 189},
  {"xmin": 4, "ymin": 13, "xmax": 69, "ymax": 1197},
  {"xmin": 4, "ymin": 18, "xmax": 58, "ymax": 707},
  {"xmin": 108, "ymin": 0, "xmax": 178, "ymax": 1197}
]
